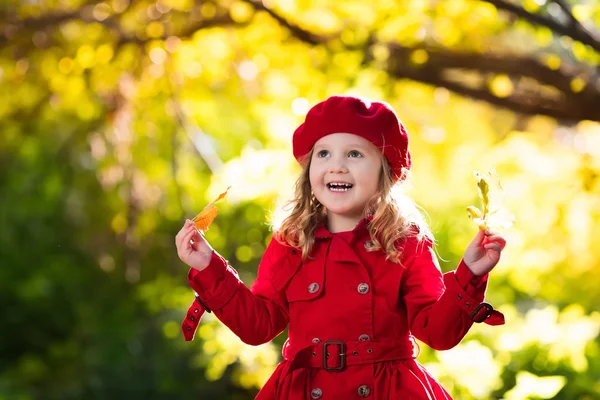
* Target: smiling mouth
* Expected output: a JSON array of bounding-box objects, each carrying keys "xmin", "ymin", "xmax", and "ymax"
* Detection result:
[{"xmin": 327, "ymin": 182, "xmax": 353, "ymax": 192}]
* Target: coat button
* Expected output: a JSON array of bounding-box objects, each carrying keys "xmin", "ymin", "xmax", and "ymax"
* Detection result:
[
  {"xmin": 310, "ymin": 388, "xmax": 323, "ymax": 399},
  {"xmin": 308, "ymin": 282, "xmax": 320, "ymax": 293},
  {"xmin": 358, "ymin": 334, "xmax": 370, "ymax": 341},
  {"xmin": 357, "ymin": 283, "xmax": 370, "ymax": 294},
  {"xmin": 312, "ymin": 338, "xmax": 321, "ymax": 344},
  {"xmin": 364, "ymin": 240, "xmax": 375, "ymax": 249},
  {"xmin": 358, "ymin": 385, "xmax": 371, "ymax": 397}
]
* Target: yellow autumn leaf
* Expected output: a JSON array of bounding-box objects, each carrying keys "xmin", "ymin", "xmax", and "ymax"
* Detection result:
[
  {"xmin": 467, "ymin": 171, "xmax": 514, "ymax": 231},
  {"xmin": 192, "ymin": 186, "xmax": 231, "ymax": 232},
  {"xmin": 466, "ymin": 205, "xmax": 483, "ymax": 219}
]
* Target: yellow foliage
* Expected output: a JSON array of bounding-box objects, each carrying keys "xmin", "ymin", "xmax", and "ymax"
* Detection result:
[
  {"xmin": 146, "ymin": 21, "xmax": 165, "ymax": 38},
  {"xmin": 571, "ymin": 77, "xmax": 586, "ymax": 93},
  {"xmin": 230, "ymin": 1, "xmax": 254, "ymax": 23},
  {"xmin": 200, "ymin": 321, "xmax": 279, "ymax": 389},
  {"xmin": 76, "ymin": 45, "xmax": 96, "ymax": 69},
  {"xmin": 489, "ymin": 75, "xmax": 514, "ymax": 98},
  {"xmin": 434, "ymin": 341, "xmax": 503, "ymax": 398},
  {"xmin": 505, "ymin": 372, "xmax": 567, "ymax": 399},
  {"xmin": 545, "ymin": 54, "xmax": 562, "ymax": 70},
  {"xmin": 410, "ymin": 49, "xmax": 429, "ymax": 65},
  {"xmin": 111, "ymin": 212, "xmax": 127, "ymax": 234}
]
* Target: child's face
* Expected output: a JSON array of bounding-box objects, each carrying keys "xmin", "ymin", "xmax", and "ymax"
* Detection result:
[{"xmin": 309, "ymin": 133, "xmax": 382, "ymax": 226}]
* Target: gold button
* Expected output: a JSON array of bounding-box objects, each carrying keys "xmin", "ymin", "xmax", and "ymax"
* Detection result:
[
  {"xmin": 357, "ymin": 283, "xmax": 370, "ymax": 294},
  {"xmin": 308, "ymin": 282, "xmax": 320, "ymax": 293}
]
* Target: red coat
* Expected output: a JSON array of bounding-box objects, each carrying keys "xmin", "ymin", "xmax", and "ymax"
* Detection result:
[{"xmin": 182, "ymin": 219, "xmax": 504, "ymax": 399}]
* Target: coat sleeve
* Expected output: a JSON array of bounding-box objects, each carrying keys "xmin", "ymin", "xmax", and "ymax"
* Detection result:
[
  {"xmin": 400, "ymin": 237, "xmax": 504, "ymax": 351},
  {"xmin": 186, "ymin": 238, "xmax": 292, "ymax": 346}
]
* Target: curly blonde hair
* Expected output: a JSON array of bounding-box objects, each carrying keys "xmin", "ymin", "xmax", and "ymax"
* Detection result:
[{"xmin": 272, "ymin": 149, "xmax": 432, "ymax": 263}]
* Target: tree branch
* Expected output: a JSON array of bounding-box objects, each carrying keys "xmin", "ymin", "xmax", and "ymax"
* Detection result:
[
  {"xmin": 0, "ymin": 0, "xmax": 128, "ymax": 48},
  {"xmin": 114, "ymin": 14, "xmax": 241, "ymax": 47},
  {"xmin": 480, "ymin": 0, "xmax": 600, "ymax": 53},
  {"xmin": 241, "ymin": 0, "xmax": 331, "ymax": 45},
  {"xmin": 552, "ymin": 0, "xmax": 600, "ymax": 47},
  {"xmin": 383, "ymin": 49, "xmax": 600, "ymax": 122},
  {"xmin": 385, "ymin": 44, "xmax": 594, "ymax": 95}
]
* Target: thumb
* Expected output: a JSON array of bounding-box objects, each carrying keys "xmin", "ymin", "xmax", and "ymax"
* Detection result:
[{"xmin": 192, "ymin": 229, "xmax": 213, "ymax": 251}]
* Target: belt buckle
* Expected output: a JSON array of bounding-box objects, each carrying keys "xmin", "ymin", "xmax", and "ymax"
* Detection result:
[
  {"xmin": 322, "ymin": 340, "xmax": 346, "ymax": 372},
  {"xmin": 470, "ymin": 302, "xmax": 494, "ymax": 323}
]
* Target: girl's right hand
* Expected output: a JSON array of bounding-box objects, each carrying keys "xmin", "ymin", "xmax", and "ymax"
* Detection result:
[{"xmin": 175, "ymin": 220, "xmax": 214, "ymax": 271}]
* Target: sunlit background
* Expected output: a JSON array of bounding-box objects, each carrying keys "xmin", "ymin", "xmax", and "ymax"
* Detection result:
[{"xmin": 1, "ymin": 0, "xmax": 599, "ymax": 399}]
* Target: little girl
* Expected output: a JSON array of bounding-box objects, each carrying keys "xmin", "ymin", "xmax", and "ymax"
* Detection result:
[{"xmin": 176, "ymin": 95, "xmax": 506, "ymax": 399}]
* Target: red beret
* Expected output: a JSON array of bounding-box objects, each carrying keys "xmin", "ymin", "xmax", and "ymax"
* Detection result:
[{"xmin": 292, "ymin": 95, "xmax": 411, "ymax": 181}]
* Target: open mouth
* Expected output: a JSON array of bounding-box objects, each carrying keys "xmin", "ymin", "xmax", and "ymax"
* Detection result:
[{"xmin": 327, "ymin": 182, "xmax": 353, "ymax": 192}]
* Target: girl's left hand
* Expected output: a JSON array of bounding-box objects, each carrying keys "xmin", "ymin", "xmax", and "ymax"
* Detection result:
[{"xmin": 463, "ymin": 229, "xmax": 507, "ymax": 276}]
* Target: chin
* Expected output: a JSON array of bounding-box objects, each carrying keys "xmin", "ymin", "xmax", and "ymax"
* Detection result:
[{"xmin": 325, "ymin": 206, "xmax": 362, "ymax": 218}]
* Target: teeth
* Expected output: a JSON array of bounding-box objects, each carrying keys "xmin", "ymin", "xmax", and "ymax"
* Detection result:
[{"xmin": 327, "ymin": 182, "xmax": 353, "ymax": 191}]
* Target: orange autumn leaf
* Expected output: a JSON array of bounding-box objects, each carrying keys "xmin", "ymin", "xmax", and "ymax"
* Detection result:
[{"xmin": 192, "ymin": 186, "xmax": 231, "ymax": 232}]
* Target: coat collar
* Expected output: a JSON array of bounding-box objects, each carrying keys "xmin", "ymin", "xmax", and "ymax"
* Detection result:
[{"xmin": 314, "ymin": 216, "xmax": 374, "ymax": 241}]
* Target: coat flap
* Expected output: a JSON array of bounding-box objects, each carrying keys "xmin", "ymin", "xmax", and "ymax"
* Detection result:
[
  {"xmin": 285, "ymin": 255, "xmax": 326, "ymax": 302},
  {"xmin": 271, "ymin": 249, "xmax": 303, "ymax": 292}
]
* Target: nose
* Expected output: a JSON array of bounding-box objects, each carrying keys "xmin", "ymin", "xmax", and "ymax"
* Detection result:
[{"xmin": 328, "ymin": 156, "xmax": 348, "ymax": 174}]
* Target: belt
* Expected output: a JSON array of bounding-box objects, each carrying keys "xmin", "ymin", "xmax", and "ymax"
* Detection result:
[{"xmin": 284, "ymin": 336, "xmax": 419, "ymax": 373}]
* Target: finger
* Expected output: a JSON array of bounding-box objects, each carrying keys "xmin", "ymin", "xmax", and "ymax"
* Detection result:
[
  {"xmin": 175, "ymin": 228, "xmax": 186, "ymax": 248},
  {"xmin": 185, "ymin": 226, "xmax": 198, "ymax": 244},
  {"xmin": 180, "ymin": 228, "xmax": 196, "ymax": 252},
  {"xmin": 484, "ymin": 229, "xmax": 501, "ymax": 237},
  {"xmin": 190, "ymin": 229, "xmax": 201, "ymax": 246},
  {"xmin": 175, "ymin": 220, "xmax": 193, "ymax": 245},
  {"xmin": 486, "ymin": 236, "xmax": 506, "ymax": 249},
  {"xmin": 484, "ymin": 243, "xmax": 501, "ymax": 252},
  {"xmin": 193, "ymin": 229, "xmax": 209, "ymax": 244},
  {"xmin": 486, "ymin": 234, "xmax": 502, "ymax": 241}
]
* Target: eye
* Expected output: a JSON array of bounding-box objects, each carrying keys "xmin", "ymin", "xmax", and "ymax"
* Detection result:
[
  {"xmin": 348, "ymin": 150, "xmax": 362, "ymax": 158},
  {"xmin": 316, "ymin": 150, "xmax": 329, "ymax": 158}
]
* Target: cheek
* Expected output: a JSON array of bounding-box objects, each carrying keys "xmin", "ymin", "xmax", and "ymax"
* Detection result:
[
  {"xmin": 361, "ymin": 164, "xmax": 381, "ymax": 193},
  {"xmin": 309, "ymin": 165, "xmax": 323, "ymax": 187}
]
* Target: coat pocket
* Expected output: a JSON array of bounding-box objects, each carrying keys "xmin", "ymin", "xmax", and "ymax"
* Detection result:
[{"xmin": 285, "ymin": 256, "xmax": 325, "ymax": 303}]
